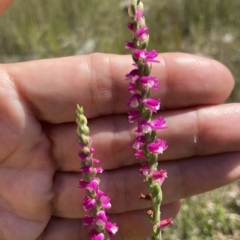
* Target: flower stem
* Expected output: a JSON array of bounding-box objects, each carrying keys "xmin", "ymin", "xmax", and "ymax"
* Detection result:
[
  {"xmin": 76, "ymin": 105, "xmax": 118, "ymax": 239},
  {"xmin": 126, "ymin": 1, "xmax": 172, "ymax": 239}
]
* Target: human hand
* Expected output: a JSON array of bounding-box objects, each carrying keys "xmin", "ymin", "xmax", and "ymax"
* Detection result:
[
  {"xmin": 0, "ymin": 0, "xmax": 14, "ymax": 14},
  {"xmin": 0, "ymin": 53, "xmax": 239, "ymax": 240}
]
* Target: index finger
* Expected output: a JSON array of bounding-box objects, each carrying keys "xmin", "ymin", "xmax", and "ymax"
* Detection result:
[{"xmin": 4, "ymin": 53, "xmax": 234, "ymax": 123}]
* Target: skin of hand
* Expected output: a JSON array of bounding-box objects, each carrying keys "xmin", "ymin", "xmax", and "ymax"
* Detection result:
[
  {"xmin": 0, "ymin": 0, "xmax": 14, "ymax": 14},
  {"xmin": 0, "ymin": 52, "xmax": 239, "ymax": 240}
]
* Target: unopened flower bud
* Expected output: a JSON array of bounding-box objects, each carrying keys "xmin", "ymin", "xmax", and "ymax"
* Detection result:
[
  {"xmin": 137, "ymin": 1, "xmax": 144, "ymax": 12},
  {"xmin": 128, "ymin": 3, "xmax": 136, "ymax": 18},
  {"xmin": 81, "ymin": 134, "xmax": 90, "ymax": 145},
  {"xmin": 80, "ymin": 125, "xmax": 90, "ymax": 135}
]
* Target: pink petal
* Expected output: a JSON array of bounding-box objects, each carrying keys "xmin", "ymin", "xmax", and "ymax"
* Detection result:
[
  {"xmin": 143, "ymin": 98, "xmax": 160, "ymax": 112},
  {"xmin": 147, "ymin": 139, "xmax": 168, "ymax": 154},
  {"xmin": 105, "ymin": 222, "xmax": 119, "ymax": 236},
  {"xmin": 127, "ymin": 93, "xmax": 142, "ymax": 108},
  {"xmin": 125, "ymin": 41, "xmax": 136, "ymax": 50},
  {"xmin": 151, "ymin": 169, "xmax": 167, "ymax": 185},
  {"xmin": 128, "ymin": 110, "xmax": 141, "ymax": 123},
  {"xmin": 132, "ymin": 136, "xmax": 145, "ymax": 150},
  {"xmin": 158, "ymin": 218, "xmax": 173, "ymax": 229},
  {"xmin": 140, "ymin": 163, "xmax": 151, "ymax": 176}
]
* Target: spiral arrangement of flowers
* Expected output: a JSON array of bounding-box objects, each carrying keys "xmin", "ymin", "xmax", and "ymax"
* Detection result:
[
  {"xmin": 76, "ymin": 106, "xmax": 118, "ymax": 240},
  {"xmin": 76, "ymin": 1, "xmax": 172, "ymax": 239},
  {"xmin": 125, "ymin": 0, "xmax": 172, "ymax": 239}
]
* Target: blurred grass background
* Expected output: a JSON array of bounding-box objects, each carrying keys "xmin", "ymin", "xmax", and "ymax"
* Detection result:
[{"xmin": 0, "ymin": 0, "xmax": 240, "ymax": 239}]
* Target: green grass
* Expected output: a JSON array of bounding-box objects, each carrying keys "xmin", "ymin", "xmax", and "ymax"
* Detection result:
[
  {"xmin": 163, "ymin": 183, "xmax": 240, "ymax": 240},
  {"xmin": 1, "ymin": 0, "xmax": 240, "ymax": 239}
]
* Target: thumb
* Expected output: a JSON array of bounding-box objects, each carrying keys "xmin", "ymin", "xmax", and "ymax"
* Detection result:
[{"xmin": 0, "ymin": 0, "xmax": 15, "ymax": 14}]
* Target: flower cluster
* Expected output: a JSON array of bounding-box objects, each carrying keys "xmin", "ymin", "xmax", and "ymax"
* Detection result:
[
  {"xmin": 126, "ymin": 0, "xmax": 172, "ymax": 239},
  {"xmin": 76, "ymin": 105, "xmax": 118, "ymax": 240}
]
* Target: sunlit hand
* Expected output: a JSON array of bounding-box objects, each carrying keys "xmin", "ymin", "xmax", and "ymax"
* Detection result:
[{"xmin": 0, "ymin": 53, "xmax": 239, "ymax": 240}]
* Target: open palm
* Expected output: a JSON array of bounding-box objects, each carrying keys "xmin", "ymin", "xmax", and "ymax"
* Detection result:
[{"xmin": 0, "ymin": 53, "xmax": 239, "ymax": 240}]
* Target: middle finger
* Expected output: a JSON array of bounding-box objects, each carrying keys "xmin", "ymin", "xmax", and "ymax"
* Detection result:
[{"xmin": 46, "ymin": 103, "xmax": 240, "ymax": 172}]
